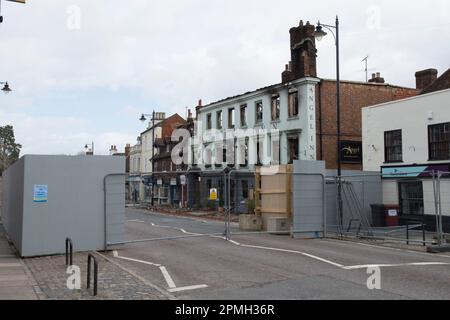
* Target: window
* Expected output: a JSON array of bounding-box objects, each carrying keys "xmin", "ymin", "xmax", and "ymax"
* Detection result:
[
  {"xmin": 271, "ymin": 95, "xmax": 280, "ymax": 121},
  {"xmin": 384, "ymin": 130, "xmax": 403, "ymax": 163},
  {"xmin": 271, "ymin": 135, "xmax": 280, "ymax": 165},
  {"xmin": 240, "ymin": 104, "xmax": 247, "ymax": 127},
  {"xmin": 228, "ymin": 108, "xmax": 235, "ymax": 129},
  {"xmin": 206, "ymin": 113, "xmax": 212, "ymax": 130},
  {"xmin": 239, "ymin": 138, "xmax": 249, "ymax": 168},
  {"xmin": 255, "ymin": 101, "xmax": 263, "ymax": 123},
  {"xmin": 288, "ymin": 91, "xmax": 299, "ymax": 118},
  {"xmin": 242, "ymin": 180, "xmax": 249, "ymax": 199},
  {"xmin": 204, "ymin": 144, "xmax": 212, "ymax": 168},
  {"xmin": 217, "ymin": 111, "xmax": 223, "ymax": 129},
  {"xmin": 215, "ymin": 144, "xmax": 223, "ymax": 168},
  {"xmin": 429, "ymin": 123, "xmax": 450, "ymax": 161},
  {"xmin": 288, "ymin": 135, "xmax": 299, "ymax": 164},
  {"xmin": 399, "ymin": 181, "xmax": 424, "ymax": 216}
]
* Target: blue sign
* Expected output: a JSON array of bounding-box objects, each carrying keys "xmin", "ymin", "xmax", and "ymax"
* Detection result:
[
  {"xmin": 33, "ymin": 185, "xmax": 48, "ymax": 203},
  {"xmin": 382, "ymin": 164, "xmax": 450, "ymax": 179}
]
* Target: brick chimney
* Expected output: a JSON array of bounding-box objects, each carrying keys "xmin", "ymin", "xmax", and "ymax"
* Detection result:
[
  {"xmin": 286, "ymin": 20, "xmax": 317, "ymax": 81},
  {"xmin": 368, "ymin": 72, "xmax": 385, "ymax": 84},
  {"xmin": 282, "ymin": 63, "xmax": 295, "ymax": 83},
  {"xmin": 415, "ymin": 69, "xmax": 438, "ymax": 90}
]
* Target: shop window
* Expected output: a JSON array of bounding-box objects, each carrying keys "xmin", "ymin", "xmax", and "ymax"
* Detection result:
[
  {"xmin": 242, "ymin": 180, "xmax": 249, "ymax": 199},
  {"xmin": 385, "ymin": 130, "xmax": 403, "ymax": 163},
  {"xmin": 429, "ymin": 122, "xmax": 450, "ymax": 161},
  {"xmin": 399, "ymin": 181, "xmax": 424, "ymax": 216}
]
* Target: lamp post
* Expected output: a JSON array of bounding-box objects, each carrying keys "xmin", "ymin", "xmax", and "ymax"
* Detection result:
[
  {"xmin": 84, "ymin": 142, "xmax": 94, "ymax": 156},
  {"xmin": 315, "ymin": 16, "xmax": 343, "ymax": 230},
  {"xmin": 1, "ymin": 81, "xmax": 12, "ymax": 94},
  {"xmin": 140, "ymin": 112, "xmax": 156, "ymax": 207},
  {"xmin": 0, "ymin": 0, "xmax": 26, "ymax": 24}
]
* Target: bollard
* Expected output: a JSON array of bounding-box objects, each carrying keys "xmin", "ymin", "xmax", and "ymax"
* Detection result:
[
  {"xmin": 65, "ymin": 238, "xmax": 73, "ymax": 266},
  {"xmin": 87, "ymin": 253, "xmax": 98, "ymax": 296}
]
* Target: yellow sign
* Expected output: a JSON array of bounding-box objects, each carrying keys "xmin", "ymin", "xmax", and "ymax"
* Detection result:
[{"xmin": 209, "ymin": 188, "xmax": 218, "ymax": 201}]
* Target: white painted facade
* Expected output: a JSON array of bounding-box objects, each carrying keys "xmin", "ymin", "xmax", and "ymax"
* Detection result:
[
  {"xmin": 195, "ymin": 77, "xmax": 320, "ymax": 171},
  {"xmin": 362, "ymin": 89, "xmax": 450, "ymax": 217},
  {"xmin": 129, "ymin": 143, "xmax": 142, "ymax": 175},
  {"xmin": 363, "ymin": 89, "xmax": 450, "ymax": 171}
]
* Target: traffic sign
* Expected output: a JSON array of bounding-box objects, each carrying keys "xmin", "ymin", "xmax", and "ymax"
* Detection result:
[{"xmin": 209, "ymin": 188, "xmax": 218, "ymax": 201}]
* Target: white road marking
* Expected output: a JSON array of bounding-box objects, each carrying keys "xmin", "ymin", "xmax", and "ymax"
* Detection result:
[
  {"xmin": 143, "ymin": 218, "xmax": 450, "ymax": 272},
  {"xmin": 112, "ymin": 250, "xmax": 207, "ymax": 293},
  {"xmin": 168, "ymin": 285, "xmax": 209, "ymax": 293},
  {"xmin": 343, "ymin": 262, "xmax": 450, "ymax": 270},
  {"xmin": 113, "ymin": 251, "xmax": 161, "ymax": 267},
  {"xmin": 159, "ymin": 266, "xmax": 176, "ymax": 289},
  {"xmin": 127, "ymin": 219, "xmax": 145, "ymax": 223},
  {"xmin": 148, "ymin": 220, "xmax": 345, "ymax": 268}
]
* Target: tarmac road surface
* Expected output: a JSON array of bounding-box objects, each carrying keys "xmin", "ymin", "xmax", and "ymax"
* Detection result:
[{"xmin": 106, "ymin": 209, "xmax": 450, "ymax": 300}]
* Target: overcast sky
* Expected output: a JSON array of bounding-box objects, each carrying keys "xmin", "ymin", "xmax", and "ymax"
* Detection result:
[{"xmin": 0, "ymin": 0, "xmax": 449, "ymax": 155}]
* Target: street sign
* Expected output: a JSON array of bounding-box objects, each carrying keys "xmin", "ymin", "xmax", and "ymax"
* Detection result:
[
  {"xmin": 180, "ymin": 175, "xmax": 186, "ymax": 186},
  {"xmin": 209, "ymin": 188, "xmax": 218, "ymax": 201}
]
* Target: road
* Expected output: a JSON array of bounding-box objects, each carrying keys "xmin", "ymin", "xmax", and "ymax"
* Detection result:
[{"xmin": 106, "ymin": 208, "xmax": 450, "ymax": 300}]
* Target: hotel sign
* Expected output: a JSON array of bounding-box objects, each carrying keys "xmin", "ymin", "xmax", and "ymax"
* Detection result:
[{"xmin": 340, "ymin": 141, "xmax": 362, "ymax": 164}]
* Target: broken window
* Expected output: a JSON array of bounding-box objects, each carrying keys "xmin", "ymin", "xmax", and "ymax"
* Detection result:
[
  {"xmin": 271, "ymin": 95, "xmax": 280, "ymax": 121},
  {"xmin": 228, "ymin": 108, "xmax": 235, "ymax": 129},
  {"xmin": 240, "ymin": 104, "xmax": 247, "ymax": 127},
  {"xmin": 206, "ymin": 113, "xmax": 212, "ymax": 130},
  {"xmin": 255, "ymin": 101, "xmax": 263, "ymax": 123},
  {"xmin": 288, "ymin": 91, "xmax": 299, "ymax": 118},
  {"xmin": 217, "ymin": 110, "xmax": 223, "ymax": 129},
  {"xmin": 288, "ymin": 135, "xmax": 299, "ymax": 164}
]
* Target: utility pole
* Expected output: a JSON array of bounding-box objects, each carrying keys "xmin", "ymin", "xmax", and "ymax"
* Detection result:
[{"xmin": 151, "ymin": 110, "xmax": 155, "ymax": 208}]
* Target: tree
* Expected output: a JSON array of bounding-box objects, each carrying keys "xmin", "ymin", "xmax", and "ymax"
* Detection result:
[{"xmin": 0, "ymin": 125, "xmax": 22, "ymax": 176}]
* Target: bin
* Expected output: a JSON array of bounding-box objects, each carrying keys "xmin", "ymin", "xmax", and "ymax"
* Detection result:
[{"xmin": 371, "ymin": 204, "xmax": 400, "ymax": 227}]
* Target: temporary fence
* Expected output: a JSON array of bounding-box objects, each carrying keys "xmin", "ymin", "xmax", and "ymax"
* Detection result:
[{"xmin": 109, "ymin": 169, "xmax": 449, "ymax": 249}]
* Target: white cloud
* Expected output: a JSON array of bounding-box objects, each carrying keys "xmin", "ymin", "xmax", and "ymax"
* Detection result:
[{"xmin": 0, "ymin": 0, "xmax": 448, "ymax": 155}]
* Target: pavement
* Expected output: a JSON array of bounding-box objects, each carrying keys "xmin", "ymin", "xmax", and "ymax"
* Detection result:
[
  {"xmin": 0, "ymin": 222, "xmax": 40, "ymax": 300},
  {"xmin": 106, "ymin": 208, "xmax": 450, "ymax": 300},
  {"xmin": 24, "ymin": 252, "xmax": 171, "ymax": 300}
]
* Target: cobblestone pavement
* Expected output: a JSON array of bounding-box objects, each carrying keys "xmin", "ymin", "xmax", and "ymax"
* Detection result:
[{"xmin": 24, "ymin": 252, "xmax": 172, "ymax": 300}]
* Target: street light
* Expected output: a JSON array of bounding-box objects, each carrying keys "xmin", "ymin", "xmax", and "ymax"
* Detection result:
[
  {"xmin": 84, "ymin": 142, "xmax": 94, "ymax": 156},
  {"xmin": 1, "ymin": 81, "xmax": 12, "ymax": 94},
  {"xmin": 315, "ymin": 16, "xmax": 343, "ymax": 230}
]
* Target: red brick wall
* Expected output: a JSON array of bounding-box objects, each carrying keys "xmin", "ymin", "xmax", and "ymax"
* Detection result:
[{"xmin": 316, "ymin": 80, "xmax": 419, "ymax": 170}]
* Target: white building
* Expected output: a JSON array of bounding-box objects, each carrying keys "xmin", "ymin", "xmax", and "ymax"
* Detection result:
[
  {"xmin": 139, "ymin": 112, "xmax": 165, "ymax": 202},
  {"xmin": 128, "ymin": 141, "xmax": 142, "ymax": 203},
  {"xmin": 362, "ymin": 88, "xmax": 450, "ymax": 230}
]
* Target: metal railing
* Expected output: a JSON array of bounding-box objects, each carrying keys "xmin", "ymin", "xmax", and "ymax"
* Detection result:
[{"xmin": 87, "ymin": 253, "xmax": 98, "ymax": 296}]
